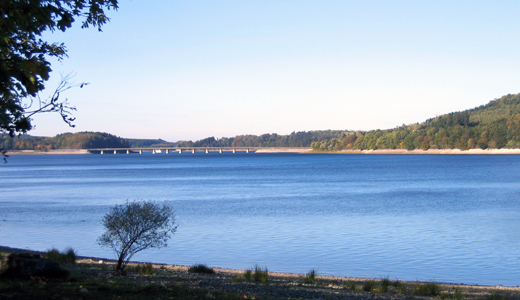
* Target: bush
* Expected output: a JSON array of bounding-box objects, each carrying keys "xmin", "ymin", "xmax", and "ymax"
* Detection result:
[
  {"xmin": 243, "ymin": 269, "xmax": 252, "ymax": 281},
  {"xmin": 345, "ymin": 281, "xmax": 358, "ymax": 291},
  {"xmin": 64, "ymin": 247, "xmax": 77, "ymax": 264},
  {"xmin": 413, "ymin": 282, "xmax": 441, "ymax": 296},
  {"xmin": 188, "ymin": 263, "xmax": 215, "ymax": 274},
  {"xmin": 304, "ymin": 268, "xmax": 318, "ymax": 284},
  {"xmin": 253, "ymin": 265, "xmax": 268, "ymax": 284},
  {"xmin": 363, "ymin": 280, "xmax": 376, "ymax": 292},
  {"xmin": 46, "ymin": 248, "xmax": 62, "ymax": 263},
  {"xmin": 394, "ymin": 280, "xmax": 407, "ymax": 294},
  {"xmin": 379, "ymin": 276, "xmax": 391, "ymax": 293},
  {"xmin": 46, "ymin": 247, "xmax": 77, "ymax": 265}
]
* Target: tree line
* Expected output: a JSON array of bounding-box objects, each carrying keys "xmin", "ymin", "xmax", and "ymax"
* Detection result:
[
  {"xmin": 4, "ymin": 93, "xmax": 520, "ymax": 151},
  {"xmin": 1, "ymin": 132, "xmax": 129, "ymax": 150},
  {"xmin": 312, "ymin": 93, "xmax": 520, "ymax": 151}
]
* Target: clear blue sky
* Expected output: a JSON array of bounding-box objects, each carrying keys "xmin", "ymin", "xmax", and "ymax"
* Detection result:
[{"xmin": 32, "ymin": 0, "xmax": 520, "ymax": 142}]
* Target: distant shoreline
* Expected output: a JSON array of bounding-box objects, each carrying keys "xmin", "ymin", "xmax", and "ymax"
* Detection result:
[{"xmin": 5, "ymin": 148, "xmax": 520, "ymax": 155}]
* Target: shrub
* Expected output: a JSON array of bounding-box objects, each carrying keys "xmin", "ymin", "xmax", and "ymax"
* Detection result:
[
  {"xmin": 46, "ymin": 248, "xmax": 62, "ymax": 263},
  {"xmin": 394, "ymin": 280, "xmax": 407, "ymax": 294},
  {"xmin": 253, "ymin": 265, "xmax": 268, "ymax": 284},
  {"xmin": 143, "ymin": 263, "xmax": 154, "ymax": 275},
  {"xmin": 379, "ymin": 276, "xmax": 391, "ymax": 293},
  {"xmin": 453, "ymin": 288, "xmax": 464, "ymax": 300},
  {"xmin": 363, "ymin": 280, "xmax": 376, "ymax": 292},
  {"xmin": 345, "ymin": 281, "xmax": 358, "ymax": 291},
  {"xmin": 486, "ymin": 294, "xmax": 510, "ymax": 300},
  {"xmin": 304, "ymin": 268, "xmax": 318, "ymax": 284},
  {"xmin": 46, "ymin": 247, "xmax": 77, "ymax": 265},
  {"xmin": 64, "ymin": 247, "xmax": 77, "ymax": 264},
  {"xmin": 243, "ymin": 269, "xmax": 252, "ymax": 281},
  {"xmin": 413, "ymin": 282, "xmax": 441, "ymax": 296},
  {"xmin": 189, "ymin": 263, "xmax": 215, "ymax": 274}
]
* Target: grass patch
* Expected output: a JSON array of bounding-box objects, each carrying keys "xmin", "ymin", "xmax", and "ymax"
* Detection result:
[
  {"xmin": 363, "ymin": 280, "xmax": 376, "ymax": 292},
  {"xmin": 378, "ymin": 276, "xmax": 391, "ymax": 293},
  {"xmin": 243, "ymin": 269, "xmax": 252, "ymax": 281},
  {"xmin": 413, "ymin": 281, "xmax": 441, "ymax": 296},
  {"xmin": 345, "ymin": 281, "xmax": 359, "ymax": 291},
  {"xmin": 304, "ymin": 268, "xmax": 318, "ymax": 284},
  {"xmin": 394, "ymin": 280, "xmax": 407, "ymax": 294},
  {"xmin": 188, "ymin": 263, "xmax": 215, "ymax": 274},
  {"xmin": 485, "ymin": 294, "xmax": 511, "ymax": 300},
  {"xmin": 253, "ymin": 265, "xmax": 269, "ymax": 284},
  {"xmin": 45, "ymin": 247, "xmax": 77, "ymax": 265},
  {"xmin": 64, "ymin": 247, "xmax": 77, "ymax": 264}
]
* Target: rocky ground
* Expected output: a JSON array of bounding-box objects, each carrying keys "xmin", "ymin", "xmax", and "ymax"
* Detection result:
[{"xmin": 1, "ymin": 246, "xmax": 519, "ymax": 300}]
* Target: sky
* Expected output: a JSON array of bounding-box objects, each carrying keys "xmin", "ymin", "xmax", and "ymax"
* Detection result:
[{"xmin": 30, "ymin": 0, "xmax": 520, "ymax": 142}]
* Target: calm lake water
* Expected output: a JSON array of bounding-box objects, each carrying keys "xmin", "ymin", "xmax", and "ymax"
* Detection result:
[{"xmin": 1, "ymin": 153, "xmax": 519, "ymax": 286}]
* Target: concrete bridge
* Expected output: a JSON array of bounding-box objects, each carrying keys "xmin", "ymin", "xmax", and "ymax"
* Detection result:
[{"xmin": 88, "ymin": 147, "xmax": 262, "ymax": 154}]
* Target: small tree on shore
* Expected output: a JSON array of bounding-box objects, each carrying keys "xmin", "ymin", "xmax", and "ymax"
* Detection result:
[{"xmin": 97, "ymin": 200, "xmax": 177, "ymax": 274}]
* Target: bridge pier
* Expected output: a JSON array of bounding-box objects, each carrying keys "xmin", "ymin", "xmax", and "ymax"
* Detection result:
[
  {"xmin": 166, "ymin": 149, "xmax": 169, "ymax": 154},
  {"xmin": 246, "ymin": 149, "xmax": 249, "ymax": 153},
  {"xmin": 205, "ymin": 149, "xmax": 209, "ymax": 154},
  {"xmin": 127, "ymin": 150, "xmax": 130, "ymax": 154},
  {"xmin": 192, "ymin": 149, "xmax": 195, "ymax": 154},
  {"xmin": 153, "ymin": 149, "xmax": 156, "ymax": 154},
  {"xmin": 219, "ymin": 149, "xmax": 222, "ymax": 154},
  {"xmin": 139, "ymin": 149, "xmax": 142, "ymax": 154},
  {"xmin": 233, "ymin": 148, "xmax": 236, "ymax": 153},
  {"xmin": 101, "ymin": 150, "xmax": 104, "ymax": 155},
  {"xmin": 114, "ymin": 150, "xmax": 117, "ymax": 154},
  {"xmin": 178, "ymin": 149, "xmax": 182, "ymax": 154}
]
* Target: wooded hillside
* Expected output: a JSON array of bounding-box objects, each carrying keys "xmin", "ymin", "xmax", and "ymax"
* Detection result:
[
  {"xmin": 1, "ymin": 132, "xmax": 129, "ymax": 150},
  {"xmin": 312, "ymin": 93, "xmax": 520, "ymax": 151},
  {"xmin": 3, "ymin": 93, "xmax": 519, "ymax": 151}
]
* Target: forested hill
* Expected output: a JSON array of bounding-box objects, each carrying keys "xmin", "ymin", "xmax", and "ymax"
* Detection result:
[
  {"xmin": 174, "ymin": 130, "xmax": 352, "ymax": 148},
  {"xmin": 313, "ymin": 93, "xmax": 520, "ymax": 151},
  {"xmin": 3, "ymin": 93, "xmax": 519, "ymax": 151},
  {"xmin": 174, "ymin": 93, "xmax": 520, "ymax": 150},
  {"xmin": 1, "ymin": 132, "xmax": 129, "ymax": 150}
]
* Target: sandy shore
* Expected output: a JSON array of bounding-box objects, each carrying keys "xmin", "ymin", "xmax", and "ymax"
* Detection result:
[
  {"xmin": 5, "ymin": 149, "xmax": 90, "ymax": 155},
  {"xmin": 255, "ymin": 148, "xmax": 314, "ymax": 153},
  {"xmin": 5, "ymin": 148, "xmax": 520, "ymax": 155},
  {"xmin": 315, "ymin": 148, "xmax": 520, "ymax": 155}
]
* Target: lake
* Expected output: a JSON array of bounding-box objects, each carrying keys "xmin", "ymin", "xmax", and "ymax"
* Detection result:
[{"xmin": 1, "ymin": 153, "xmax": 519, "ymax": 286}]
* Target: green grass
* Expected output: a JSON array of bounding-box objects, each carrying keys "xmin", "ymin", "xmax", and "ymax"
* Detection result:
[
  {"xmin": 128, "ymin": 263, "xmax": 154, "ymax": 275},
  {"xmin": 45, "ymin": 247, "xmax": 77, "ymax": 265},
  {"xmin": 64, "ymin": 247, "xmax": 77, "ymax": 264},
  {"xmin": 379, "ymin": 276, "xmax": 391, "ymax": 293},
  {"xmin": 394, "ymin": 280, "xmax": 407, "ymax": 294},
  {"xmin": 304, "ymin": 268, "xmax": 318, "ymax": 284},
  {"xmin": 485, "ymin": 294, "xmax": 511, "ymax": 300},
  {"xmin": 363, "ymin": 280, "xmax": 376, "ymax": 292},
  {"xmin": 413, "ymin": 281, "xmax": 441, "ymax": 296},
  {"xmin": 345, "ymin": 281, "xmax": 359, "ymax": 291},
  {"xmin": 188, "ymin": 263, "xmax": 215, "ymax": 274},
  {"xmin": 243, "ymin": 269, "xmax": 252, "ymax": 281},
  {"xmin": 253, "ymin": 265, "xmax": 269, "ymax": 284}
]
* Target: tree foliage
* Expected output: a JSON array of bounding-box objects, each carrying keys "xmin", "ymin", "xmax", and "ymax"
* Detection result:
[
  {"xmin": 0, "ymin": 0, "xmax": 118, "ymax": 137},
  {"xmin": 1, "ymin": 131, "xmax": 128, "ymax": 150},
  {"xmin": 311, "ymin": 93, "xmax": 520, "ymax": 151},
  {"xmin": 97, "ymin": 200, "xmax": 177, "ymax": 273}
]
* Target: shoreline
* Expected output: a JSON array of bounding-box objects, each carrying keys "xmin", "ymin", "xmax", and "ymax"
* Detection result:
[
  {"xmin": 5, "ymin": 148, "xmax": 520, "ymax": 155},
  {"xmin": 0, "ymin": 245, "xmax": 517, "ymax": 289}
]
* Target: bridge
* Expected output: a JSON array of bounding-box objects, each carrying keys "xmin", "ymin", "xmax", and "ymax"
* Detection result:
[{"xmin": 86, "ymin": 147, "xmax": 308, "ymax": 154}]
